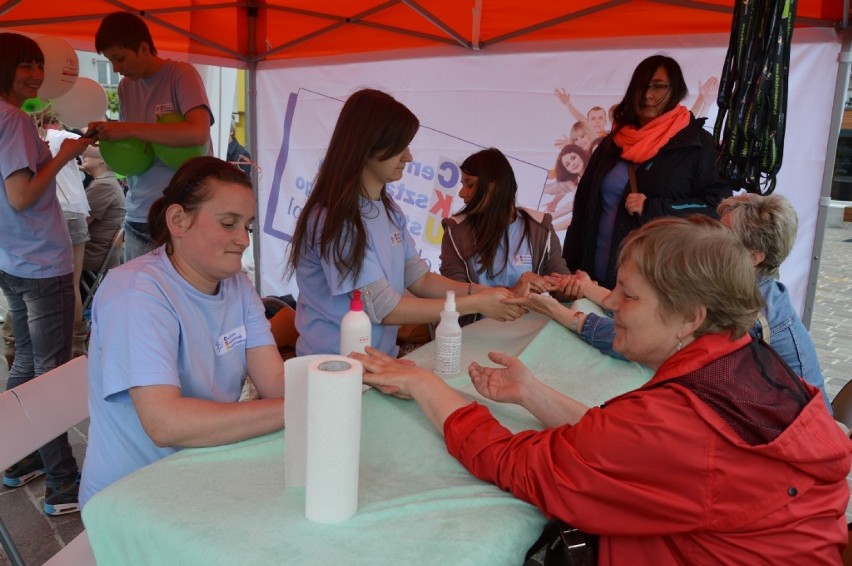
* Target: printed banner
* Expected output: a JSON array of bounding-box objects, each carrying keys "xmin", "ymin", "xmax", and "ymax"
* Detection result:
[{"xmin": 255, "ymin": 29, "xmax": 840, "ymax": 314}]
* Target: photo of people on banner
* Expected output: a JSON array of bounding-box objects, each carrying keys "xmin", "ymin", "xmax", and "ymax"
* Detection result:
[{"xmin": 542, "ymin": 74, "xmax": 718, "ymax": 232}]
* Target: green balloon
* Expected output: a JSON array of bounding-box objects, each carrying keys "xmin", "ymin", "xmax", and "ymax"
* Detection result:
[
  {"xmin": 151, "ymin": 142, "xmax": 207, "ymax": 170},
  {"xmin": 152, "ymin": 111, "xmax": 207, "ymax": 170},
  {"xmin": 21, "ymin": 97, "xmax": 47, "ymax": 113},
  {"xmin": 99, "ymin": 138, "xmax": 154, "ymax": 176}
]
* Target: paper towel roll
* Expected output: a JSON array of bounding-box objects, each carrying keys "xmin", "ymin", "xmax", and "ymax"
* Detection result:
[
  {"xmin": 305, "ymin": 357, "xmax": 363, "ymax": 524},
  {"xmin": 284, "ymin": 355, "xmax": 364, "ymax": 522}
]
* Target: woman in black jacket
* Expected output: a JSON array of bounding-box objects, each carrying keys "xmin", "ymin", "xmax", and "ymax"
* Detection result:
[{"xmin": 562, "ymin": 55, "xmax": 730, "ymax": 289}]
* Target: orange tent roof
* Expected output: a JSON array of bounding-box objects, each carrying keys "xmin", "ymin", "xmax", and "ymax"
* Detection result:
[{"xmin": 0, "ymin": 1, "xmax": 844, "ymax": 67}]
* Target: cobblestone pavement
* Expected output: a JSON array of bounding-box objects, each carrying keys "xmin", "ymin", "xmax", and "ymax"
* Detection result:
[{"xmin": 1, "ymin": 225, "xmax": 851, "ymax": 565}]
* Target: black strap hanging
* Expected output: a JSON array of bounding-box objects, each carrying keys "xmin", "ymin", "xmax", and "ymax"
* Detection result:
[{"xmin": 714, "ymin": 0, "xmax": 797, "ymax": 195}]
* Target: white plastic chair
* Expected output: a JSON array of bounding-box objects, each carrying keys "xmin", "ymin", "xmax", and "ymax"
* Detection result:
[{"xmin": 0, "ymin": 356, "xmax": 95, "ymax": 566}]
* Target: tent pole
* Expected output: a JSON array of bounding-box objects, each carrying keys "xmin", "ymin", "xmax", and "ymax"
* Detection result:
[
  {"xmin": 247, "ymin": 5, "xmax": 262, "ymax": 296},
  {"xmin": 803, "ymin": 25, "xmax": 851, "ymax": 329}
]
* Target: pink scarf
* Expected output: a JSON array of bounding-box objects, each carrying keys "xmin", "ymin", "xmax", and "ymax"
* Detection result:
[{"xmin": 613, "ymin": 105, "xmax": 690, "ymax": 163}]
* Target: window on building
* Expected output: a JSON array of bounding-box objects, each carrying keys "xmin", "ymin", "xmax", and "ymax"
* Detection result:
[{"xmin": 96, "ymin": 60, "xmax": 121, "ymax": 88}]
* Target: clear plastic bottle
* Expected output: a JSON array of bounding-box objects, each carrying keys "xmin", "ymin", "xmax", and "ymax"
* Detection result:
[
  {"xmin": 434, "ymin": 290, "xmax": 462, "ymax": 375},
  {"xmin": 339, "ymin": 290, "xmax": 371, "ymax": 355}
]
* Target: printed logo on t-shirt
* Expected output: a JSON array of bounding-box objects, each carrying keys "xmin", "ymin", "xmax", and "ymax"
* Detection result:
[
  {"xmin": 154, "ymin": 104, "xmax": 176, "ymax": 118},
  {"xmin": 513, "ymin": 254, "xmax": 533, "ymax": 266},
  {"xmin": 390, "ymin": 231, "xmax": 403, "ymax": 246},
  {"xmin": 215, "ymin": 325, "xmax": 247, "ymax": 355}
]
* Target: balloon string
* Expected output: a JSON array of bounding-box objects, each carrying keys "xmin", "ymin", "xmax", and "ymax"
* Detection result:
[{"xmin": 230, "ymin": 155, "xmax": 261, "ymax": 177}]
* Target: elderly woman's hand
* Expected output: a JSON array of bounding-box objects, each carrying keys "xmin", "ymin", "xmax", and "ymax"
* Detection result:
[
  {"xmin": 351, "ymin": 347, "xmax": 435, "ymax": 399},
  {"xmin": 469, "ymin": 352, "xmax": 536, "ymax": 406},
  {"xmin": 504, "ymin": 292, "xmax": 561, "ymax": 318}
]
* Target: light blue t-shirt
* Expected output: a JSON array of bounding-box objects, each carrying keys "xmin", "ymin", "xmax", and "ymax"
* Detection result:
[
  {"xmin": 475, "ymin": 215, "xmax": 533, "ymax": 288},
  {"xmin": 80, "ymin": 248, "xmax": 273, "ymax": 507},
  {"xmin": 118, "ymin": 60, "xmax": 214, "ymax": 222},
  {"xmin": 0, "ymin": 98, "xmax": 72, "ymax": 278},
  {"xmin": 295, "ymin": 198, "xmax": 422, "ymax": 356}
]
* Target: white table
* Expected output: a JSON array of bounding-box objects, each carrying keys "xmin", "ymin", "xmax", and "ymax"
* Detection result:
[{"xmin": 83, "ymin": 302, "xmax": 651, "ymax": 565}]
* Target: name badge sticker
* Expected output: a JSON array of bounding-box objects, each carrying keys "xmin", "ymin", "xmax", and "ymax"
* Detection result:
[
  {"xmin": 215, "ymin": 325, "xmax": 247, "ymax": 355},
  {"xmin": 514, "ymin": 254, "xmax": 533, "ymax": 266},
  {"xmin": 154, "ymin": 103, "xmax": 176, "ymax": 117},
  {"xmin": 390, "ymin": 231, "xmax": 403, "ymax": 246}
]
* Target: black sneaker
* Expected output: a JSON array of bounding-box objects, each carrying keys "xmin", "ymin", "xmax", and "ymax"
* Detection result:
[
  {"xmin": 43, "ymin": 477, "xmax": 80, "ymax": 516},
  {"xmin": 3, "ymin": 452, "xmax": 45, "ymax": 488}
]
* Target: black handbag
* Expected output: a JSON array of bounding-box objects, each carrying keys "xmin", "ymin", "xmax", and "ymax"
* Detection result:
[{"xmin": 523, "ymin": 520, "xmax": 598, "ymax": 566}]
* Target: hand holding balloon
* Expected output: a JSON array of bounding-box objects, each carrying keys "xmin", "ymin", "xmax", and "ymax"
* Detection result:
[{"xmin": 151, "ymin": 112, "xmax": 207, "ymax": 170}]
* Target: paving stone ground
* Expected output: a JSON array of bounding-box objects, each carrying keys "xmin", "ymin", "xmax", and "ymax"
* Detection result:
[{"xmin": 1, "ymin": 224, "xmax": 851, "ymax": 565}]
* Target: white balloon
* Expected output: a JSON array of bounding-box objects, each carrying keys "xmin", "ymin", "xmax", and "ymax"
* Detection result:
[
  {"xmin": 52, "ymin": 78, "xmax": 108, "ymax": 129},
  {"xmin": 35, "ymin": 35, "xmax": 79, "ymax": 100}
]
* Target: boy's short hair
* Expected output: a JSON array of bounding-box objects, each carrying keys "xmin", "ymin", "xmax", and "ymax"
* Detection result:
[{"xmin": 95, "ymin": 12, "xmax": 158, "ymax": 56}]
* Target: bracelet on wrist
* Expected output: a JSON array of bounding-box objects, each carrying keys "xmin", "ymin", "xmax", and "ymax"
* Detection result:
[{"xmin": 570, "ymin": 311, "xmax": 584, "ymax": 334}]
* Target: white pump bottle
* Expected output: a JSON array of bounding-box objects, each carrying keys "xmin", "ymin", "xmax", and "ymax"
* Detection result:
[
  {"xmin": 339, "ymin": 290, "xmax": 371, "ymax": 356},
  {"xmin": 434, "ymin": 291, "xmax": 462, "ymax": 375}
]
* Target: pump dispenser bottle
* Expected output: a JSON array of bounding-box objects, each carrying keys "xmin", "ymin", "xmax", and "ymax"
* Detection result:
[
  {"xmin": 434, "ymin": 291, "xmax": 462, "ymax": 375},
  {"xmin": 340, "ymin": 290, "xmax": 371, "ymax": 356}
]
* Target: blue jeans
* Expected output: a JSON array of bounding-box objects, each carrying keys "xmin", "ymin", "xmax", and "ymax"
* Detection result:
[
  {"xmin": 124, "ymin": 220, "xmax": 157, "ymax": 262},
  {"xmin": 0, "ymin": 271, "xmax": 79, "ymax": 487}
]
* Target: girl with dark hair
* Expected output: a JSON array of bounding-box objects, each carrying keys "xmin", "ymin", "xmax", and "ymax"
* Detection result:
[
  {"xmin": 562, "ymin": 54, "xmax": 730, "ymax": 289},
  {"xmin": 441, "ymin": 148, "xmax": 570, "ymax": 301},
  {"xmin": 80, "ymin": 156, "xmax": 284, "ymax": 507},
  {"xmin": 289, "ymin": 89, "xmax": 523, "ymax": 357},
  {"xmin": 0, "ymin": 33, "xmax": 91, "ymax": 515}
]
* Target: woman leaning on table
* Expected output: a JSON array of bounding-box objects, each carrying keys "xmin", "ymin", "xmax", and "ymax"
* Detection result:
[
  {"xmin": 562, "ymin": 54, "xmax": 730, "ymax": 290},
  {"xmin": 527, "ymin": 194, "xmax": 832, "ymax": 412},
  {"xmin": 440, "ymin": 147, "xmax": 571, "ymax": 305},
  {"xmin": 288, "ymin": 89, "xmax": 524, "ymax": 358},
  {"xmin": 355, "ymin": 216, "xmax": 851, "ymax": 564},
  {"xmin": 80, "ymin": 157, "xmax": 284, "ymax": 507}
]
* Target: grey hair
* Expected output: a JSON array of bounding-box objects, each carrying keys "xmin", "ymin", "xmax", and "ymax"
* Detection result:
[{"xmin": 717, "ymin": 193, "xmax": 797, "ymax": 279}]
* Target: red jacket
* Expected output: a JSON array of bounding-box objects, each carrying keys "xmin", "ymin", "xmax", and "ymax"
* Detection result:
[{"xmin": 445, "ymin": 334, "xmax": 851, "ymax": 564}]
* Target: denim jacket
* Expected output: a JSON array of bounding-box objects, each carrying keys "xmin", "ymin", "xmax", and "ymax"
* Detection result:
[
  {"xmin": 755, "ymin": 277, "xmax": 829, "ymax": 411},
  {"xmin": 578, "ymin": 276, "xmax": 831, "ymax": 412}
]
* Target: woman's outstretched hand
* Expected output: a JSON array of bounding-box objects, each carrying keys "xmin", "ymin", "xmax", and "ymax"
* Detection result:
[{"xmin": 469, "ymin": 352, "xmax": 536, "ymax": 406}]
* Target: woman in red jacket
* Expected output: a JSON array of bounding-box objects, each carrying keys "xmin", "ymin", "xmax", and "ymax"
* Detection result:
[{"xmin": 356, "ymin": 216, "xmax": 850, "ymax": 564}]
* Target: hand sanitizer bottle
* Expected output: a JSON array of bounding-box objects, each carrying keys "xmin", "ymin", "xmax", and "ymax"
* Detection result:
[
  {"xmin": 340, "ymin": 290, "xmax": 371, "ymax": 355},
  {"xmin": 434, "ymin": 291, "xmax": 462, "ymax": 375}
]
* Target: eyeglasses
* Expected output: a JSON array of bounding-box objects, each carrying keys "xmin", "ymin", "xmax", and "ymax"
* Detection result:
[{"xmin": 645, "ymin": 82, "xmax": 670, "ymax": 94}]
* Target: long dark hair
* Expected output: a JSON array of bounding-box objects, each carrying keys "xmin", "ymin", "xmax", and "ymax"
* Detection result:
[
  {"xmin": 287, "ymin": 89, "xmax": 419, "ymax": 283},
  {"xmin": 611, "ymin": 55, "xmax": 688, "ymax": 131},
  {"xmin": 457, "ymin": 147, "xmax": 529, "ymax": 279},
  {"xmin": 148, "ymin": 156, "xmax": 252, "ymax": 255},
  {"xmin": 554, "ymin": 144, "xmax": 588, "ymax": 184},
  {"xmin": 0, "ymin": 34, "xmax": 44, "ymax": 98}
]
